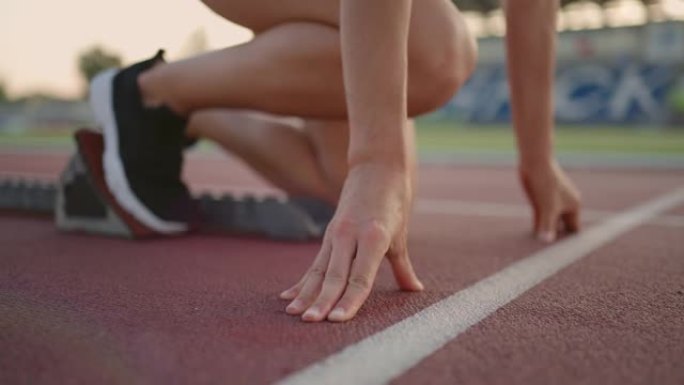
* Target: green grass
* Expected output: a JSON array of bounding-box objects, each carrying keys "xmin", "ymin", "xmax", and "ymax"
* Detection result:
[
  {"xmin": 0, "ymin": 130, "xmax": 72, "ymax": 149},
  {"xmin": 2, "ymin": 123, "xmax": 684, "ymax": 156},
  {"xmin": 416, "ymin": 121, "xmax": 684, "ymax": 156}
]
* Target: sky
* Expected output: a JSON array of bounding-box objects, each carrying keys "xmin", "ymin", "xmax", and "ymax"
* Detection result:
[
  {"xmin": 1, "ymin": 0, "xmax": 682, "ymax": 99},
  {"xmin": 0, "ymin": 0, "xmax": 253, "ymax": 98}
]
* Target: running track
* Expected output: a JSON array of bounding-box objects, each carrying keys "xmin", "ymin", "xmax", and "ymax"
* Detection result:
[{"xmin": 1, "ymin": 146, "xmax": 683, "ymax": 385}]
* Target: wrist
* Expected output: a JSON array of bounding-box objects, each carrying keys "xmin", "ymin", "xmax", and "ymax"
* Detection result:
[
  {"xmin": 347, "ymin": 149, "xmax": 413, "ymax": 185},
  {"xmin": 345, "ymin": 159, "xmax": 413, "ymax": 204},
  {"xmin": 348, "ymin": 137, "xmax": 411, "ymax": 172},
  {"xmin": 347, "ymin": 121, "xmax": 415, "ymax": 173},
  {"xmin": 348, "ymin": 155, "xmax": 410, "ymax": 175},
  {"xmin": 516, "ymin": 137, "xmax": 555, "ymax": 174},
  {"xmin": 519, "ymin": 156, "xmax": 558, "ymax": 175}
]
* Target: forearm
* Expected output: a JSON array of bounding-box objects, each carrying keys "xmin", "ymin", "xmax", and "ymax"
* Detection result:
[
  {"xmin": 341, "ymin": 0, "xmax": 412, "ymax": 169},
  {"xmin": 504, "ymin": 0, "xmax": 558, "ymax": 170}
]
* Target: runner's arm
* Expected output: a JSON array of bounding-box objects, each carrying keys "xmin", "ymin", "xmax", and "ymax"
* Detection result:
[
  {"xmin": 504, "ymin": 0, "xmax": 557, "ymax": 169},
  {"xmin": 342, "ymin": 0, "xmax": 413, "ymax": 168},
  {"xmin": 504, "ymin": 0, "xmax": 582, "ymax": 241},
  {"xmin": 280, "ymin": 0, "xmax": 423, "ymax": 323}
]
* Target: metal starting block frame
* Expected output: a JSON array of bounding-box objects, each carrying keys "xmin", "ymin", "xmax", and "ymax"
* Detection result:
[
  {"xmin": 0, "ymin": 179, "xmax": 57, "ymax": 215},
  {"xmin": 0, "ymin": 134, "xmax": 334, "ymax": 242}
]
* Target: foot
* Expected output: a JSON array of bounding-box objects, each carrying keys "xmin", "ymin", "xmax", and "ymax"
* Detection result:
[{"xmin": 88, "ymin": 50, "xmax": 197, "ymax": 234}]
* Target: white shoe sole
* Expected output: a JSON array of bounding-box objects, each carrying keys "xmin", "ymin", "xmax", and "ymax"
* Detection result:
[{"xmin": 88, "ymin": 69, "xmax": 188, "ymax": 234}]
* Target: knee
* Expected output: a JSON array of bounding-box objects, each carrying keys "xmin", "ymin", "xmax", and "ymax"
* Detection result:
[{"xmin": 408, "ymin": 11, "xmax": 478, "ymax": 116}]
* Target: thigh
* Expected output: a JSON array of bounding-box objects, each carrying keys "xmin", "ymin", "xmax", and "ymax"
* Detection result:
[
  {"xmin": 200, "ymin": 0, "xmax": 464, "ymax": 42},
  {"xmin": 199, "ymin": 0, "xmax": 339, "ymax": 33},
  {"xmin": 199, "ymin": 0, "xmax": 473, "ymax": 115}
]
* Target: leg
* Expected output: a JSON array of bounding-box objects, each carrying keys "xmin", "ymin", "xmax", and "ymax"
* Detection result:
[
  {"xmin": 188, "ymin": 110, "xmax": 348, "ymax": 204},
  {"xmin": 87, "ymin": 0, "xmax": 472, "ymax": 236},
  {"xmin": 302, "ymin": 120, "xmax": 349, "ymax": 198},
  {"xmin": 139, "ymin": 0, "xmax": 476, "ymax": 119},
  {"xmin": 189, "ymin": 110, "xmax": 421, "ymax": 210}
]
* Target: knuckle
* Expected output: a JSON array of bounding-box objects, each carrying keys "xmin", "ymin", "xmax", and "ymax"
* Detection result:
[
  {"xmin": 360, "ymin": 221, "xmax": 391, "ymax": 246},
  {"xmin": 308, "ymin": 266, "xmax": 326, "ymax": 280},
  {"xmin": 324, "ymin": 272, "xmax": 346, "ymax": 285},
  {"xmin": 329, "ymin": 219, "xmax": 354, "ymax": 239},
  {"xmin": 348, "ymin": 275, "xmax": 372, "ymax": 291}
]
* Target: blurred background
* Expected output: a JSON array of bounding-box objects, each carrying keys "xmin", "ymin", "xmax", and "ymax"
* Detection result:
[{"xmin": 1, "ymin": 0, "xmax": 683, "ymax": 164}]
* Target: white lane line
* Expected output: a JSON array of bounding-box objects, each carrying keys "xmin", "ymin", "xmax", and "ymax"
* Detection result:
[
  {"xmin": 416, "ymin": 199, "xmax": 625, "ymax": 221},
  {"xmin": 414, "ymin": 199, "xmax": 684, "ymax": 228},
  {"xmin": 276, "ymin": 187, "xmax": 684, "ymax": 385}
]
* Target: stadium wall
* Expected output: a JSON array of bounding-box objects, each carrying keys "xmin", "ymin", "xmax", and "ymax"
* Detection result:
[{"xmin": 436, "ymin": 21, "xmax": 684, "ymax": 125}]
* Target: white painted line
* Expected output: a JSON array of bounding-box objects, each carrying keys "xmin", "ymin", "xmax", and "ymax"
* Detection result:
[
  {"xmin": 414, "ymin": 199, "xmax": 684, "ymax": 228},
  {"xmin": 276, "ymin": 187, "xmax": 684, "ymax": 385},
  {"xmin": 416, "ymin": 199, "xmax": 622, "ymax": 221}
]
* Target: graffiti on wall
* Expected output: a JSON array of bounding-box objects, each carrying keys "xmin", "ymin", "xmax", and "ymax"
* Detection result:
[{"xmin": 440, "ymin": 62, "xmax": 679, "ymax": 124}]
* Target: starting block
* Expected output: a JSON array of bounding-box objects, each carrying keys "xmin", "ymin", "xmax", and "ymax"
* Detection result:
[
  {"xmin": 0, "ymin": 179, "xmax": 57, "ymax": 214},
  {"xmin": 1, "ymin": 129, "xmax": 335, "ymax": 241}
]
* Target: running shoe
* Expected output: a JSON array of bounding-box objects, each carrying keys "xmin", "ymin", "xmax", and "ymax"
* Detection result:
[{"xmin": 88, "ymin": 50, "xmax": 197, "ymax": 234}]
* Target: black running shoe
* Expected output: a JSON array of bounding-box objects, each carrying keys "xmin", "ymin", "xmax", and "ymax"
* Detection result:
[{"xmin": 88, "ymin": 50, "xmax": 196, "ymax": 234}]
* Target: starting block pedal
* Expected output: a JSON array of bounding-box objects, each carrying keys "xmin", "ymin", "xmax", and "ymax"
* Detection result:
[
  {"xmin": 50, "ymin": 129, "xmax": 333, "ymax": 241},
  {"xmin": 55, "ymin": 149, "xmax": 136, "ymax": 238},
  {"xmin": 0, "ymin": 179, "xmax": 57, "ymax": 214},
  {"xmin": 196, "ymin": 193, "xmax": 326, "ymax": 241}
]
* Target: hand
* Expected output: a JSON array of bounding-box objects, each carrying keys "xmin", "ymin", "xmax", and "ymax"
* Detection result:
[
  {"xmin": 280, "ymin": 163, "xmax": 424, "ymax": 322},
  {"xmin": 519, "ymin": 160, "xmax": 582, "ymax": 243}
]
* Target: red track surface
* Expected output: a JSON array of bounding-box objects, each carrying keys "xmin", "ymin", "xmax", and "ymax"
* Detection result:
[{"xmin": 1, "ymin": 149, "xmax": 683, "ymax": 385}]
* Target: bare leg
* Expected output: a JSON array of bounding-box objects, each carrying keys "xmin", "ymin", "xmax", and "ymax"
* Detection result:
[
  {"xmin": 142, "ymin": 23, "xmax": 346, "ymax": 118},
  {"xmin": 303, "ymin": 120, "xmax": 349, "ymax": 197},
  {"xmin": 188, "ymin": 110, "xmax": 347, "ymax": 204},
  {"xmin": 139, "ymin": 0, "xmax": 474, "ymax": 119},
  {"xmin": 187, "ymin": 110, "xmax": 421, "ymax": 210}
]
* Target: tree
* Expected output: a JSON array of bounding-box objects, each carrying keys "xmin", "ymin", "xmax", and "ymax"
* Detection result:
[
  {"xmin": 77, "ymin": 46, "xmax": 122, "ymax": 86},
  {"xmin": 178, "ymin": 28, "xmax": 209, "ymax": 59},
  {"xmin": 0, "ymin": 80, "xmax": 8, "ymax": 103}
]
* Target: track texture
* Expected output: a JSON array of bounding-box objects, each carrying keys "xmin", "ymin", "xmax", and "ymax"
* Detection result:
[{"xmin": 1, "ymin": 149, "xmax": 683, "ymax": 385}]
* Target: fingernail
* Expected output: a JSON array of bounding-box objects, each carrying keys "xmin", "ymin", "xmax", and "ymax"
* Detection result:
[
  {"xmin": 328, "ymin": 308, "xmax": 346, "ymax": 321},
  {"xmin": 416, "ymin": 280, "xmax": 425, "ymax": 291},
  {"xmin": 279, "ymin": 289, "xmax": 293, "ymax": 299},
  {"xmin": 286, "ymin": 299, "xmax": 303, "ymax": 314},
  {"xmin": 302, "ymin": 308, "xmax": 320, "ymax": 321},
  {"xmin": 537, "ymin": 231, "xmax": 555, "ymax": 243}
]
